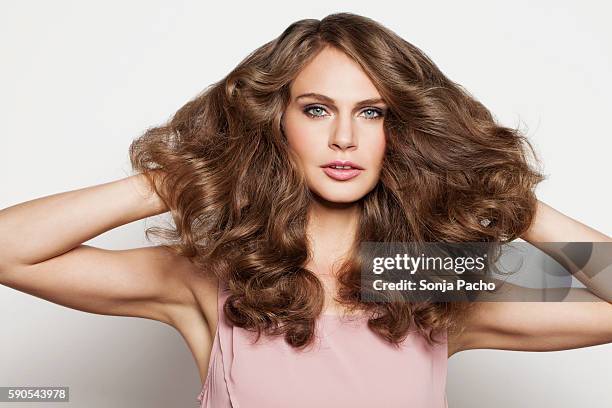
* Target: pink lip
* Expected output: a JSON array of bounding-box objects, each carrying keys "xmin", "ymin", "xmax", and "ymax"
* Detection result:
[
  {"xmin": 321, "ymin": 160, "xmax": 364, "ymax": 170},
  {"xmin": 322, "ymin": 167, "xmax": 363, "ymax": 181},
  {"xmin": 320, "ymin": 160, "xmax": 364, "ymax": 181}
]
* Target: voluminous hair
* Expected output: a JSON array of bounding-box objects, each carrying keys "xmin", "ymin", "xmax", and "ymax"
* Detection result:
[{"xmin": 129, "ymin": 12, "xmax": 545, "ymax": 350}]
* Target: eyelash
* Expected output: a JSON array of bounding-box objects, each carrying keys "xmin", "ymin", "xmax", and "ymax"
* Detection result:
[{"xmin": 303, "ymin": 105, "xmax": 385, "ymax": 120}]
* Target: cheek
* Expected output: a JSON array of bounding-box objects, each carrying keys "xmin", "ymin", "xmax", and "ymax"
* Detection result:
[
  {"xmin": 287, "ymin": 133, "xmax": 311, "ymax": 158},
  {"xmin": 370, "ymin": 133, "xmax": 386, "ymax": 167},
  {"xmin": 284, "ymin": 113, "xmax": 318, "ymax": 161}
]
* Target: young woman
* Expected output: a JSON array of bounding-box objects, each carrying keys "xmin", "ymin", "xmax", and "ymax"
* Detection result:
[{"xmin": 1, "ymin": 12, "xmax": 610, "ymax": 408}]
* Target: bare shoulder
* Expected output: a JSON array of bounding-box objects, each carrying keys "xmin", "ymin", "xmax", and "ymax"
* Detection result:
[
  {"xmin": 447, "ymin": 328, "xmax": 463, "ymax": 358},
  {"xmin": 159, "ymin": 248, "xmax": 219, "ymax": 332},
  {"xmin": 0, "ymin": 243, "xmax": 219, "ymax": 334},
  {"xmin": 447, "ymin": 282, "xmax": 612, "ymax": 356}
]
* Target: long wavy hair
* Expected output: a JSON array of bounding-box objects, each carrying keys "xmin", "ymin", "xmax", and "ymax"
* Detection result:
[{"xmin": 129, "ymin": 12, "xmax": 545, "ymax": 350}]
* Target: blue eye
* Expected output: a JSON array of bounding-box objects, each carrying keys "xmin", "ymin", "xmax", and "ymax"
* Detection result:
[
  {"xmin": 362, "ymin": 108, "xmax": 383, "ymax": 119},
  {"xmin": 303, "ymin": 105, "xmax": 384, "ymax": 120},
  {"xmin": 304, "ymin": 106, "xmax": 327, "ymax": 118}
]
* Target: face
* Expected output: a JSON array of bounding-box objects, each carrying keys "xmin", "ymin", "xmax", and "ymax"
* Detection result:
[{"xmin": 281, "ymin": 46, "xmax": 387, "ymax": 205}]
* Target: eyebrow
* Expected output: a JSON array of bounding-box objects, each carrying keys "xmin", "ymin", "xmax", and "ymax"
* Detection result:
[{"xmin": 295, "ymin": 92, "xmax": 386, "ymax": 106}]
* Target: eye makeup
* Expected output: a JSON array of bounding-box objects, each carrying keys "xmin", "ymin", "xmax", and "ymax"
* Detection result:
[{"xmin": 303, "ymin": 105, "xmax": 385, "ymax": 120}]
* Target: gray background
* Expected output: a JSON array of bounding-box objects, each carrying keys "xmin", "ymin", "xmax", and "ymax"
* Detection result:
[{"xmin": 1, "ymin": 1, "xmax": 610, "ymax": 407}]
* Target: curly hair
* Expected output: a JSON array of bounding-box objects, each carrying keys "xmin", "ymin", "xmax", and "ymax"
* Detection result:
[{"xmin": 128, "ymin": 12, "xmax": 545, "ymax": 350}]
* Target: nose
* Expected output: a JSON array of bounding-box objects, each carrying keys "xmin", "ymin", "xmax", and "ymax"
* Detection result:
[{"xmin": 329, "ymin": 116, "xmax": 357, "ymax": 151}]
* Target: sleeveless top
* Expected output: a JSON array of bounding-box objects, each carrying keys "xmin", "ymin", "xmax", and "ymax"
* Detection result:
[{"xmin": 196, "ymin": 280, "xmax": 449, "ymax": 407}]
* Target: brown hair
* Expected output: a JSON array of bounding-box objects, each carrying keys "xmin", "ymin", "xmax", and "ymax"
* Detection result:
[{"xmin": 128, "ymin": 12, "xmax": 545, "ymax": 350}]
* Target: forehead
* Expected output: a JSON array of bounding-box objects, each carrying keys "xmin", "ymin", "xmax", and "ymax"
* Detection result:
[{"xmin": 290, "ymin": 46, "xmax": 381, "ymax": 101}]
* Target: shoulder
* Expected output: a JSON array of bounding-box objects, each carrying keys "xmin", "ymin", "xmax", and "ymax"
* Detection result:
[
  {"xmin": 447, "ymin": 282, "xmax": 612, "ymax": 354},
  {"xmin": 157, "ymin": 247, "xmax": 220, "ymax": 331}
]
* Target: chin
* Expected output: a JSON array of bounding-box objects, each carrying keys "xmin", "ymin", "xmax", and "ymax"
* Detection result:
[{"xmin": 310, "ymin": 184, "xmax": 371, "ymax": 205}]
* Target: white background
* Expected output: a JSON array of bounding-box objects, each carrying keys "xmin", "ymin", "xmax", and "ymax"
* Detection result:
[{"xmin": 1, "ymin": 1, "xmax": 610, "ymax": 407}]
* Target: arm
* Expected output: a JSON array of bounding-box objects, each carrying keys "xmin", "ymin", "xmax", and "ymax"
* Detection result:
[
  {"xmin": 450, "ymin": 200, "xmax": 612, "ymax": 355},
  {"xmin": 521, "ymin": 201, "xmax": 612, "ymax": 301},
  {"xmin": 0, "ymin": 173, "xmax": 200, "ymax": 327}
]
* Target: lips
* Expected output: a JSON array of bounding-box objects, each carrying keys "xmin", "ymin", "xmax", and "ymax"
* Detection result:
[
  {"xmin": 321, "ymin": 160, "xmax": 364, "ymax": 170},
  {"xmin": 319, "ymin": 160, "xmax": 364, "ymax": 181}
]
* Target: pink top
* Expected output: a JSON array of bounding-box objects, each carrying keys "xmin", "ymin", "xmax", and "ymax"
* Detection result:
[{"xmin": 197, "ymin": 280, "xmax": 448, "ymax": 407}]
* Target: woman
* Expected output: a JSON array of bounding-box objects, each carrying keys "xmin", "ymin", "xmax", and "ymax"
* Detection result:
[{"xmin": 1, "ymin": 12, "xmax": 610, "ymax": 408}]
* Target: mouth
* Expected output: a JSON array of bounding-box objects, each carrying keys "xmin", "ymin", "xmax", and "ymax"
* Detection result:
[{"xmin": 320, "ymin": 160, "xmax": 364, "ymax": 181}]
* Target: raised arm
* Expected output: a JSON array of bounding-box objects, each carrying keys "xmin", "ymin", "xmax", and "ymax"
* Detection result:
[
  {"xmin": 0, "ymin": 173, "xmax": 201, "ymax": 327},
  {"xmin": 449, "ymin": 200, "xmax": 612, "ymax": 356}
]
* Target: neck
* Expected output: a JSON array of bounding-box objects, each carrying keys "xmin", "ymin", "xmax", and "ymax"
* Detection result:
[{"xmin": 306, "ymin": 194, "xmax": 360, "ymax": 272}]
